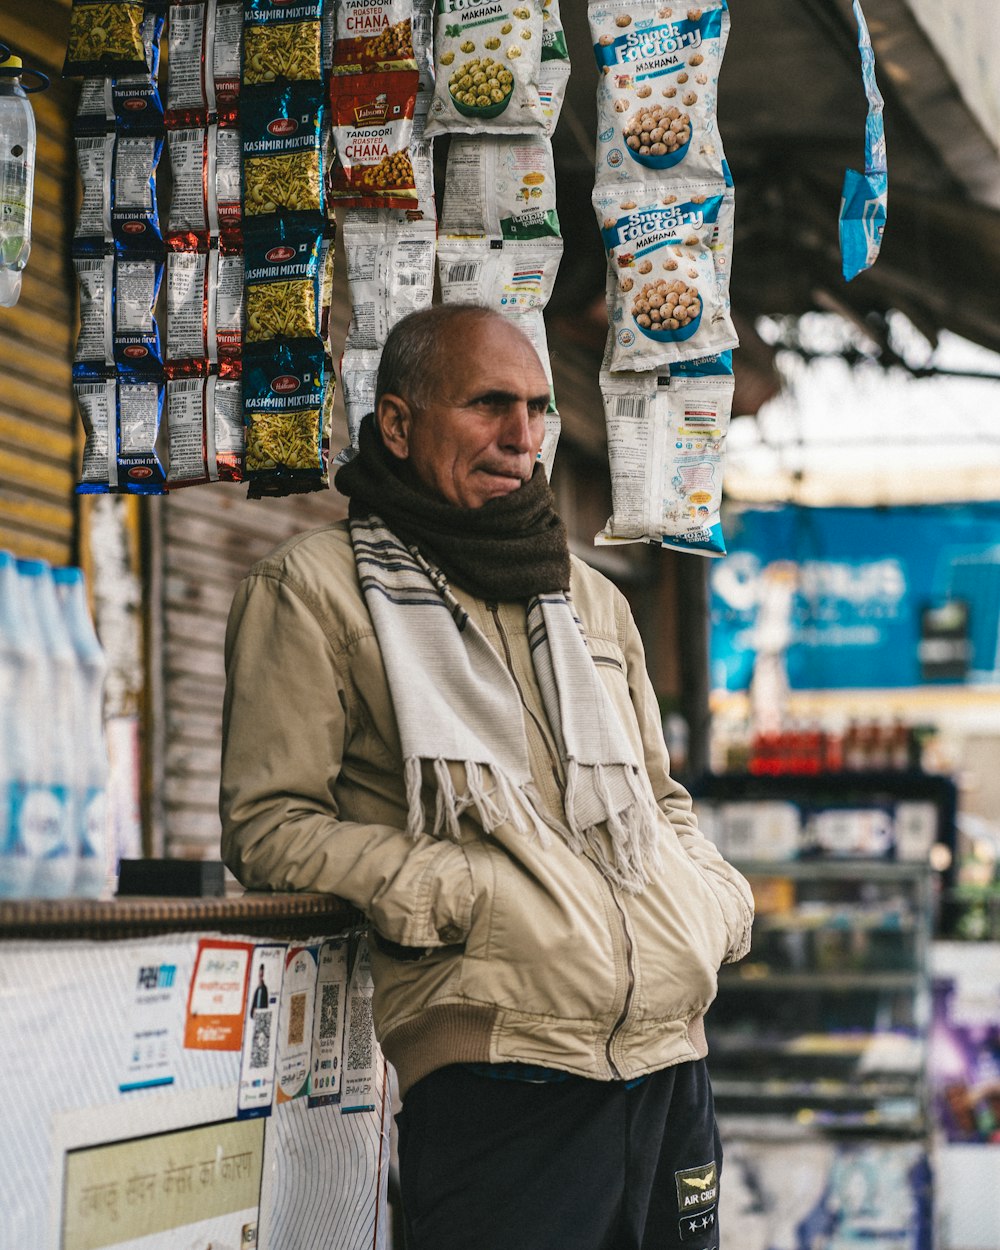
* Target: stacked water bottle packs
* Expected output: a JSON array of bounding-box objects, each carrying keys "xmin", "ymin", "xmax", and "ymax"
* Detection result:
[
  {"xmin": 0, "ymin": 553, "xmax": 110, "ymax": 900},
  {"xmin": 433, "ymin": 0, "xmax": 571, "ymax": 474},
  {"xmin": 588, "ymin": 1, "xmax": 737, "ymax": 556}
]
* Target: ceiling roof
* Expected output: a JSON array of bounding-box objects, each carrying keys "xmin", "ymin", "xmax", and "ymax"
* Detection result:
[{"xmin": 548, "ymin": 0, "xmax": 1000, "ymax": 405}]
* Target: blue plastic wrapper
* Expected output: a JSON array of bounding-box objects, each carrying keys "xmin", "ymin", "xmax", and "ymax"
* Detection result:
[
  {"xmin": 244, "ymin": 217, "xmax": 324, "ymax": 343},
  {"xmin": 243, "ymin": 340, "xmax": 327, "ymax": 494},
  {"xmin": 839, "ymin": 0, "xmax": 887, "ymax": 281},
  {"xmin": 242, "ymin": 81, "xmax": 325, "ymax": 221},
  {"xmin": 75, "ymin": 372, "xmax": 166, "ymax": 494},
  {"xmin": 74, "ymin": 251, "xmax": 164, "ymax": 377}
]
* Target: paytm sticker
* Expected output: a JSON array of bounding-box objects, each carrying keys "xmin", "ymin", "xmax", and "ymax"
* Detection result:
[{"xmin": 675, "ymin": 1160, "xmax": 718, "ymax": 1211}]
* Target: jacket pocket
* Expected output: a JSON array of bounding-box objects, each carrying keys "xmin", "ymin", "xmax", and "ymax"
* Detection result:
[{"xmin": 458, "ymin": 837, "xmax": 621, "ymax": 1023}]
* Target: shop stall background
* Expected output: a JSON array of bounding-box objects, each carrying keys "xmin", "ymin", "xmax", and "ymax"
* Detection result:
[{"xmin": 0, "ymin": 925, "xmax": 390, "ymax": 1249}]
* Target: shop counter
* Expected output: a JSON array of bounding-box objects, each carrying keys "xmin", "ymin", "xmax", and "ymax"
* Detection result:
[{"xmin": 0, "ymin": 891, "xmax": 390, "ymax": 1250}]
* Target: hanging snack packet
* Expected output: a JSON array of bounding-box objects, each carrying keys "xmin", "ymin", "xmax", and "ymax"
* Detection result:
[
  {"xmin": 76, "ymin": 375, "xmax": 166, "ymax": 494},
  {"xmin": 74, "ymin": 8, "xmax": 165, "ymax": 134},
  {"xmin": 244, "ymin": 219, "xmax": 324, "ymax": 343},
  {"xmin": 595, "ymin": 181, "xmax": 737, "ymax": 370},
  {"xmin": 112, "ymin": 131, "xmax": 164, "ymax": 251},
  {"xmin": 242, "ymin": 83, "xmax": 325, "ymax": 218},
  {"xmin": 440, "ymin": 134, "xmax": 559, "ymax": 240},
  {"xmin": 426, "ymin": 1, "xmax": 546, "ymax": 138},
  {"xmin": 64, "ymin": 0, "xmax": 149, "ymax": 78},
  {"xmin": 343, "ymin": 214, "xmax": 435, "ymax": 350},
  {"xmin": 74, "ymin": 132, "xmax": 115, "ymax": 250},
  {"xmin": 217, "ymin": 244, "xmax": 245, "ymax": 372},
  {"xmin": 242, "ymin": 0, "xmax": 324, "ymax": 85},
  {"xmin": 166, "ymin": 374, "xmax": 244, "ymax": 485},
  {"xmin": 216, "ymin": 123, "xmax": 243, "ymax": 237},
  {"xmin": 437, "ymin": 235, "xmax": 562, "ymax": 313},
  {"xmin": 166, "ymin": 125, "xmax": 217, "ymax": 247},
  {"xmin": 338, "ymin": 346, "xmax": 381, "ymax": 455},
  {"xmin": 243, "ymin": 341, "xmax": 327, "ymax": 493},
  {"xmin": 165, "ymin": 0, "xmax": 216, "ymax": 126},
  {"xmin": 74, "ymin": 253, "xmax": 115, "ymax": 368},
  {"xmin": 594, "ymin": 368, "xmax": 732, "ymax": 555},
  {"xmin": 165, "ymin": 246, "xmax": 213, "ymax": 371},
  {"xmin": 413, "ymin": 0, "xmax": 436, "ymax": 92},
  {"xmin": 215, "ymin": 0, "xmax": 242, "ymax": 124},
  {"xmin": 541, "ymin": 0, "xmax": 568, "ymax": 63},
  {"xmin": 328, "ymin": 71, "xmax": 420, "ymax": 210},
  {"xmin": 591, "ymin": 1, "xmax": 729, "ymax": 189},
  {"xmin": 331, "ymin": 0, "xmax": 418, "ymax": 75}
]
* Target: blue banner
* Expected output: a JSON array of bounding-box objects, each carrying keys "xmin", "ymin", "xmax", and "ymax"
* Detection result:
[{"xmin": 710, "ymin": 504, "xmax": 1000, "ymax": 691}]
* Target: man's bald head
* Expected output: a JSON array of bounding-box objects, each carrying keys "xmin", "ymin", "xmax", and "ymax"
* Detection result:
[{"xmin": 375, "ymin": 304, "xmax": 537, "ymax": 411}]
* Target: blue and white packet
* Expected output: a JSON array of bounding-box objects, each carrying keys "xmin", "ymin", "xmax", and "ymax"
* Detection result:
[{"xmin": 839, "ymin": 0, "xmax": 887, "ymax": 281}]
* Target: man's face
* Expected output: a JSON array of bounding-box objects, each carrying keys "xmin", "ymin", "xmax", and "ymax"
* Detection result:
[{"xmin": 377, "ymin": 317, "xmax": 550, "ymax": 509}]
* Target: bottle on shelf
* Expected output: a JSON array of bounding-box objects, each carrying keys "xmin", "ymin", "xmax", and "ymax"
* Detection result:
[
  {"xmin": 0, "ymin": 55, "xmax": 37, "ymax": 307},
  {"xmin": 53, "ymin": 566, "xmax": 110, "ymax": 899}
]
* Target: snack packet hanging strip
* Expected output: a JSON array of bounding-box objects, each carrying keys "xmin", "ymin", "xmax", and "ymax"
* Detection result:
[
  {"xmin": 165, "ymin": 0, "xmax": 216, "ymax": 127},
  {"xmin": 437, "ymin": 234, "xmax": 562, "ymax": 313},
  {"xmin": 595, "ymin": 181, "xmax": 737, "ymax": 370},
  {"xmin": 64, "ymin": 0, "xmax": 150, "ymax": 78},
  {"xmin": 243, "ymin": 341, "xmax": 327, "ymax": 495},
  {"xmin": 338, "ymin": 347, "xmax": 381, "ymax": 455},
  {"xmin": 440, "ymin": 134, "xmax": 559, "ymax": 240},
  {"xmin": 166, "ymin": 243, "xmax": 244, "ymax": 375},
  {"xmin": 112, "ymin": 131, "xmax": 164, "ymax": 251},
  {"xmin": 166, "ymin": 374, "xmax": 244, "ymax": 485},
  {"xmin": 331, "ymin": 0, "xmax": 418, "ymax": 75},
  {"xmin": 426, "ymin": 0, "xmax": 546, "ymax": 138},
  {"xmin": 242, "ymin": 0, "xmax": 324, "ymax": 85},
  {"xmin": 76, "ymin": 374, "xmax": 166, "ymax": 494},
  {"xmin": 594, "ymin": 368, "xmax": 732, "ymax": 555},
  {"xmin": 328, "ymin": 71, "xmax": 420, "ymax": 210},
  {"xmin": 590, "ymin": 0, "xmax": 730, "ymax": 190},
  {"xmin": 166, "ymin": 124, "xmax": 218, "ymax": 247}
]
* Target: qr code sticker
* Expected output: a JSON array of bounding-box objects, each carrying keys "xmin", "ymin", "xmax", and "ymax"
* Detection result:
[
  {"xmin": 250, "ymin": 1010, "xmax": 271, "ymax": 1070},
  {"xmin": 320, "ymin": 982, "xmax": 341, "ymax": 1041},
  {"xmin": 346, "ymin": 994, "xmax": 373, "ymax": 1071},
  {"xmin": 288, "ymin": 992, "xmax": 307, "ymax": 1047}
]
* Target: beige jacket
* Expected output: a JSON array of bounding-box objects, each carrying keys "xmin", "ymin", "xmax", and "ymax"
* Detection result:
[{"xmin": 220, "ymin": 520, "xmax": 753, "ymax": 1096}]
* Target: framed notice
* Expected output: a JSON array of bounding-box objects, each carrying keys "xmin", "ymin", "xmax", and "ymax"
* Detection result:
[{"xmin": 61, "ymin": 1117, "xmax": 264, "ymax": 1250}]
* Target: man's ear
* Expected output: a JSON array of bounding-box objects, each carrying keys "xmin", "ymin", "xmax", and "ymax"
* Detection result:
[{"xmin": 375, "ymin": 393, "xmax": 412, "ymax": 461}]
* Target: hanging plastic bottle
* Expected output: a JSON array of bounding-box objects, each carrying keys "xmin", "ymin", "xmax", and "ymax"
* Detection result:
[
  {"xmin": 53, "ymin": 566, "xmax": 111, "ymax": 899},
  {"xmin": 0, "ymin": 52, "xmax": 45, "ymax": 308},
  {"xmin": 0, "ymin": 550, "xmax": 38, "ymax": 898},
  {"xmin": 15, "ymin": 559, "xmax": 76, "ymax": 898}
]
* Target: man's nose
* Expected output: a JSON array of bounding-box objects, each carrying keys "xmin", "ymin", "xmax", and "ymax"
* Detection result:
[{"xmin": 499, "ymin": 403, "xmax": 534, "ymax": 451}]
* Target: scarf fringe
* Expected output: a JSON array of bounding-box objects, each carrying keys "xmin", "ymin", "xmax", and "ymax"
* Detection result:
[
  {"xmin": 404, "ymin": 755, "xmax": 660, "ymax": 894},
  {"xmin": 564, "ymin": 760, "xmax": 664, "ymax": 895}
]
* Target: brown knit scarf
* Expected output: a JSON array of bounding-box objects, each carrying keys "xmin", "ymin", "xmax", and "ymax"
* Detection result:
[{"xmin": 334, "ymin": 413, "xmax": 571, "ymax": 599}]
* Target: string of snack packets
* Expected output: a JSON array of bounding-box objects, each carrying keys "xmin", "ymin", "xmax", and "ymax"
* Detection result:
[
  {"xmin": 63, "ymin": 0, "xmax": 734, "ymax": 543},
  {"xmin": 590, "ymin": 1, "xmax": 737, "ymax": 557}
]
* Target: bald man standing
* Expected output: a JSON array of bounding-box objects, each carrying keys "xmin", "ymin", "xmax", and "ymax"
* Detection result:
[{"xmin": 221, "ymin": 304, "xmax": 752, "ymax": 1250}]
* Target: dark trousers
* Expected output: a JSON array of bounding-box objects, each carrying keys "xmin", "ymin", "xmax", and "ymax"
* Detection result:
[{"xmin": 396, "ymin": 1059, "xmax": 722, "ymax": 1250}]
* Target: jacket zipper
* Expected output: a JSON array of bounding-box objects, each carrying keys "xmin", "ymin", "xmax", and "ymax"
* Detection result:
[
  {"xmin": 604, "ymin": 885, "xmax": 635, "ymax": 1079},
  {"xmin": 487, "ymin": 601, "xmax": 638, "ymax": 1080}
]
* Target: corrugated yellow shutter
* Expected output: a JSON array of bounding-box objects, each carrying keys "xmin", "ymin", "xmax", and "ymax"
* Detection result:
[{"xmin": 0, "ymin": 0, "xmax": 77, "ymax": 563}]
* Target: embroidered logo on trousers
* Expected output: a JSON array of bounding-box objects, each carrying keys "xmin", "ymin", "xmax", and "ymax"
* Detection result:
[{"xmin": 675, "ymin": 1160, "xmax": 718, "ymax": 1210}]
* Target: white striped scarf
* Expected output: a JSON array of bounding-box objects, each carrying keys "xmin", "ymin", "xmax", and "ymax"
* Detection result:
[{"xmin": 350, "ymin": 515, "xmax": 664, "ymax": 893}]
